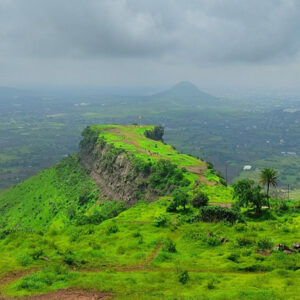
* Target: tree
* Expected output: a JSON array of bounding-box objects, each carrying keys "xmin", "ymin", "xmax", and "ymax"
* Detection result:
[
  {"xmin": 233, "ymin": 179, "xmax": 266, "ymax": 215},
  {"xmin": 259, "ymin": 168, "xmax": 278, "ymax": 208},
  {"xmin": 191, "ymin": 192, "xmax": 209, "ymax": 208},
  {"xmin": 173, "ymin": 190, "xmax": 188, "ymax": 211},
  {"xmin": 167, "ymin": 190, "xmax": 189, "ymax": 212}
]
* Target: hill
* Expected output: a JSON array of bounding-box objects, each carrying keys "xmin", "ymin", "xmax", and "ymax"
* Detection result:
[
  {"xmin": 149, "ymin": 81, "xmax": 219, "ymax": 105},
  {"xmin": 0, "ymin": 125, "xmax": 299, "ymax": 299}
]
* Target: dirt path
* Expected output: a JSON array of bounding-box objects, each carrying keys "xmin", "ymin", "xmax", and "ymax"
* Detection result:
[
  {"xmin": 20, "ymin": 290, "xmax": 112, "ymax": 300},
  {"xmin": 210, "ymin": 202, "xmax": 232, "ymax": 208},
  {"xmin": 142, "ymin": 242, "xmax": 162, "ymax": 266},
  {"xmin": 0, "ymin": 240, "xmax": 266, "ymax": 300},
  {"xmin": 0, "ymin": 269, "xmax": 40, "ymax": 300}
]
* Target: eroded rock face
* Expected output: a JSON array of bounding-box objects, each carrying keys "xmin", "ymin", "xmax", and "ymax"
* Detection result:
[
  {"xmin": 78, "ymin": 133, "xmax": 151, "ymax": 206},
  {"xmin": 293, "ymin": 243, "xmax": 300, "ymax": 252},
  {"xmin": 273, "ymin": 244, "xmax": 296, "ymax": 254}
]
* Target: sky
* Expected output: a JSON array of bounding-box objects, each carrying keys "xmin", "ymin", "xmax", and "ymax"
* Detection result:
[{"xmin": 1, "ymin": 0, "xmax": 300, "ymax": 91}]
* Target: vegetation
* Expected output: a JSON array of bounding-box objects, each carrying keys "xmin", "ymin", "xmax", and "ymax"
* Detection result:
[
  {"xmin": 144, "ymin": 125, "xmax": 164, "ymax": 141},
  {"xmin": 0, "ymin": 124, "xmax": 299, "ymax": 299},
  {"xmin": 233, "ymin": 179, "xmax": 267, "ymax": 215},
  {"xmin": 191, "ymin": 191, "xmax": 209, "ymax": 208},
  {"xmin": 260, "ymin": 168, "xmax": 279, "ymax": 207}
]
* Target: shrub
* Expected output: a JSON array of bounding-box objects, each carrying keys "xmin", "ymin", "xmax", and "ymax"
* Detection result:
[
  {"xmin": 166, "ymin": 201, "xmax": 178, "ymax": 212},
  {"xmin": 172, "ymin": 190, "xmax": 189, "ymax": 211},
  {"xmin": 200, "ymin": 206, "xmax": 240, "ymax": 223},
  {"xmin": 107, "ymin": 224, "xmax": 119, "ymax": 234},
  {"xmin": 63, "ymin": 253, "xmax": 77, "ymax": 266},
  {"xmin": 144, "ymin": 126, "xmax": 164, "ymax": 141},
  {"xmin": 234, "ymin": 223, "xmax": 247, "ymax": 232},
  {"xmin": 153, "ymin": 214, "xmax": 169, "ymax": 227},
  {"xmin": 191, "ymin": 192, "xmax": 209, "ymax": 208},
  {"xmin": 227, "ymin": 253, "xmax": 240, "ymax": 262},
  {"xmin": 257, "ymin": 237, "xmax": 273, "ymax": 250},
  {"xmin": 233, "ymin": 179, "xmax": 267, "ymax": 214},
  {"xmin": 236, "ymin": 236, "xmax": 255, "ymax": 247},
  {"xmin": 149, "ymin": 160, "xmax": 189, "ymax": 193},
  {"xmin": 206, "ymin": 236, "xmax": 221, "ymax": 246},
  {"xmin": 207, "ymin": 280, "xmax": 215, "ymax": 290},
  {"xmin": 276, "ymin": 200, "xmax": 289, "ymax": 211},
  {"xmin": 30, "ymin": 249, "xmax": 44, "ymax": 260},
  {"xmin": 178, "ymin": 270, "xmax": 189, "ymax": 284},
  {"xmin": 17, "ymin": 265, "xmax": 74, "ymax": 292},
  {"xmin": 17, "ymin": 254, "xmax": 33, "ymax": 267},
  {"xmin": 76, "ymin": 201, "xmax": 125, "ymax": 225},
  {"xmin": 163, "ymin": 238, "xmax": 177, "ymax": 253}
]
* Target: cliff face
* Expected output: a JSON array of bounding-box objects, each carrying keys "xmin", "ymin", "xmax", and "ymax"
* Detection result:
[{"xmin": 78, "ymin": 128, "xmax": 151, "ymax": 206}]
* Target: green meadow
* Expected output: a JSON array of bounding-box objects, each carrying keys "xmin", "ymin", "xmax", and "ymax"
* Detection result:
[{"xmin": 0, "ymin": 125, "xmax": 299, "ymax": 299}]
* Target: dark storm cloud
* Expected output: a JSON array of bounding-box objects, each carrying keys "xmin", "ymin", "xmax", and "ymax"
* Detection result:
[
  {"xmin": 1, "ymin": 0, "xmax": 300, "ymax": 87},
  {"xmin": 1, "ymin": 0, "xmax": 300, "ymax": 63}
]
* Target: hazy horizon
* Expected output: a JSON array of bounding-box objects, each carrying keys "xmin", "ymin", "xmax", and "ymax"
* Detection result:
[{"xmin": 1, "ymin": 0, "xmax": 300, "ymax": 92}]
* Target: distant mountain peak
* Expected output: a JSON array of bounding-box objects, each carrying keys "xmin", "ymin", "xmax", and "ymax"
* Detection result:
[
  {"xmin": 151, "ymin": 81, "xmax": 218, "ymax": 104},
  {"xmin": 172, "ymin": 81, "xmax": 199, "ymax": 88}
]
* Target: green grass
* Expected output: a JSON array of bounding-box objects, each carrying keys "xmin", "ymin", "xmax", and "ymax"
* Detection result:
[
  {"xmin": 0, "ymin": 125, "xmax": 299, "ymax": 299},
  {"xmin": 1, "ymin": 198, "xmax": 300, "ymax": 298},
  {"xmin": 90, "ymin": 125, "xmax": 206, "ymax": 168}
]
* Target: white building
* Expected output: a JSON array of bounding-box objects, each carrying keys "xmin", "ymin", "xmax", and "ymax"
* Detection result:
[{"xmin": 243, "ymin": 165, "xmax": 252, "ymax": 171}]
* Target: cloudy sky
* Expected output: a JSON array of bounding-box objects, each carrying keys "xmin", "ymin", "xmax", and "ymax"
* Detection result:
[{"xmin": 1, "ymin": 0, "xmax": 300, "ymax": 90}]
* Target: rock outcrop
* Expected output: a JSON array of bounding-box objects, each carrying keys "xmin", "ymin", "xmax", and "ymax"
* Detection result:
[{"xmin": 78, "ymin": 127, "xmax": 152, "ymax": 206}]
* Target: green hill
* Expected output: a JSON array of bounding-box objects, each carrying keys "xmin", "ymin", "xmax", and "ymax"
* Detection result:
[
  {"xmin": 0, "ymin": 125, "xmax": 299, "ymax": 299},
  {"xmin": 148, "ymin": 81, "xmax": 219, "ymax": 105}
]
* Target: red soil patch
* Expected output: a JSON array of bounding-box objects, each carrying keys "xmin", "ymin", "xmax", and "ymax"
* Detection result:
[
  {"xmin": 20, "ymin": 290, "xmax": 112, "ymax": 300},
  {"xmin": 210, "ymin": 202, "xmax": 232, "ymax": 208},
  {"xmin": 255, "ymin": 250, "xmax": 271, "ymax": 256}
]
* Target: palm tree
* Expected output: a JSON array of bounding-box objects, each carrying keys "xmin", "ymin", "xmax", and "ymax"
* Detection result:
[{"xmin": 259, "ymin": 168, "xmax": 278, "ymax": 208}]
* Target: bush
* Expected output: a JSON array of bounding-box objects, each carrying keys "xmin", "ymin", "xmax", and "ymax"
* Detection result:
[
  {"xmin": 153, "ymin": 214, "xmax": 169, "ymax": 227},
  {"xmin": 30, "ymin": 249, "xmax": 44, "ymax": 260},
  {"xmin": 166, "ymin": 201, "xmax": 178, "ymax": 212},
  {"xmin": 276, "ymin": 200, "xmax": 289, "ymax": 211},
  {"xmin": 17, "ymin": 254, "xmax": 33, "ymax": 267},
  {"xmin": 257, "ymin": 237, "xmax": 273, "ymax": 250},
  {"xmin": 17, "ymin": 265, "xmax": 74, "ymax": 292},
  {"xmin": 149, "ymin": 160, "xmax": 189, "ymax": 193},
  {"xmin": 166, "ymin": 190, "xmax": 189, "ymax": 213},
  {"xmin": 234, "ymin": 223, "xmax": 247, "ymax": 232},
  {"xmin": 163, "ymin": 238, "xmax": 177, "ymax": 253},
  {"xmin": 236, "ymin": 236, "xmax": 255, "ymax": 247},
  {"xmin": 63, "ymin": 253, "xmax": 77, "ymax": 266},
  {"xmin": 107, "ymin": 224, "xmax": 119, "ymax": 234},
  {"xmin": 200, "ymin": 206, "xmax": 240, "ymax": 223},
  {"xmin": 227, "ymin": 253, "xmax": 240, "ymax": 262},
  {"xmin": 178, "ymin": 270, "xmax": 189, "ymax": 284},
  {"xmin": 206, "ymin": 236, "xmax": 221, "ymax": 246},
  {"xmin": 76, "ymin": 201, "xmax": 125, "ymax": 225},
  {"xmin": 144, "ymin": 126, "xmax": 164, "ymax": 141},
  {"xmin": 233, "ymin": 179, "xmax": 266, "ymax": 214},
  {"xmin": 191, "ymin": 192, "xmax": 209, "ymax": 208}
]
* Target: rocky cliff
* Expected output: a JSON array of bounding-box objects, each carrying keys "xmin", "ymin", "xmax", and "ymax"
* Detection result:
[{"xmin": 78, "ymin": 127, "xmax": 152, "ymax": 206}]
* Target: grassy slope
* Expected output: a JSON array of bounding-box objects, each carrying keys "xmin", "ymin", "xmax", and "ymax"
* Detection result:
[
  {"xmin": 1, "ymin": 198, "xmax": 300, "ymax": 299},
  {"xmin": 0, "ymin": 155, "xmax": 98, "ymax": 231},
  {"xmin": 90, "ymin": 124, "xmax": 233, "ymax": 203},
  {"xmin": 0, "ymin": 125, "xmax": 299, "ymax": 299}
]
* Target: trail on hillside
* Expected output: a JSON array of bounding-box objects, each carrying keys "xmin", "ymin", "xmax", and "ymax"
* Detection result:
[
  {"xmin": 20, "ymin": 290, "xmax": 112, "ymax": 300},
  {"xmin": 0, "ymin": 269, "xmax": 39, "ymax": 300},
  {"xmin": 0, "ymin": 241, "xmax": 266, "ymax": 300},
  {"xmin": 108, "ymin": 127, "xmax": 214, "ymax": 185},
  {"xmin": 210, "ymin": 202, "xmax": 232, "ymax": 208}
]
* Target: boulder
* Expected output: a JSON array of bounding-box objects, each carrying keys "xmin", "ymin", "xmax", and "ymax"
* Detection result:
[
  {"xmin": 220, "ymin": 237, "xmax": 229, "ymax": 243},
  {"xmin": 292, "ymin": 243, "xmax": 300, "ymax": 252},
  {"xmin": 273, "ymin": 244, "xmax": 295, "ymax": 254}
]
